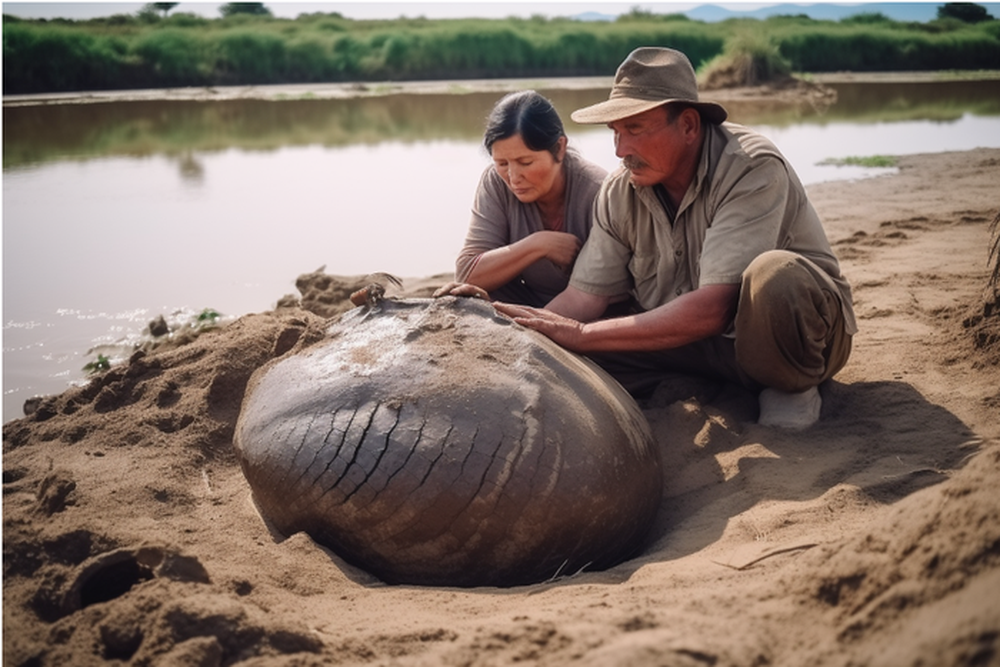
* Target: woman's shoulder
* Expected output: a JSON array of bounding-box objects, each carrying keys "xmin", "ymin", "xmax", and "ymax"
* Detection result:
[
  {"xmin": 476, "ymin": 161, "xmax": 511, "ymax": 199},
  {"xmin": 565, "ymin": 147, "xmax": 608, "ymax": 186}
]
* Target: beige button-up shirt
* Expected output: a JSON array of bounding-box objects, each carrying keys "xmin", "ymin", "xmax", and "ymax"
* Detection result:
[{"xmin": 570, "ymin": 122, "xmax": 857, "ymax": 335}]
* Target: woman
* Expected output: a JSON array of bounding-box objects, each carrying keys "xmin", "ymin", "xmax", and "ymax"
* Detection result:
[{"xmin": 449, "ymin": 90, "xmax": 607, "ymax": 307}]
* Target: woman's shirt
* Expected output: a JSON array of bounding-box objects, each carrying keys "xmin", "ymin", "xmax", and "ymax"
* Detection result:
[{"xmin": 457, "ymin": 147, "xmax": 608, "ymax": 307}]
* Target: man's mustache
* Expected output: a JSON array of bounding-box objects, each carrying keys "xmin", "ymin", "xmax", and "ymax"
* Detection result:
[{"xmin": 622, "ymin": 156, "xmax": 647, "ymax": 170}]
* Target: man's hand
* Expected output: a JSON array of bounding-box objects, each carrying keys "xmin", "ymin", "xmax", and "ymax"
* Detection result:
[
  {"xmin": 432, "ymin": 282, "xmax": 489, "ymax": 300},
  {"xmin": 493, "ymin": 302, "xmax": 587, "ymax": 350},
  {"xmin": 496, "ymin": 283, "xmax": 740, "ymax": 354}
]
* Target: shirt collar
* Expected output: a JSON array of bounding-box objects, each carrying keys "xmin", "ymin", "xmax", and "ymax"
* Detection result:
[{"xmin": 678, "ymin": 123, "xmax": 723, "ymax": 214}]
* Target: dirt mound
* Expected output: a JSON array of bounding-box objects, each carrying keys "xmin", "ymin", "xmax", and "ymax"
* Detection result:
[{"xmin": 4, "ymin": 150, "xmax": 1000, "ymax": 667}]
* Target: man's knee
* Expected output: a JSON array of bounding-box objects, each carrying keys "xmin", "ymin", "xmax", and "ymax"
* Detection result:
[
  {"xmin": 736, "ymin": 251, "xmax": 848, "ymax": 391},
  {"xmin": 741, "ymin": 250, "xmax": 809, "ymax": 302}
]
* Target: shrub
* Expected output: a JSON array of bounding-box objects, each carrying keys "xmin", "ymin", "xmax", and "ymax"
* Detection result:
[
  {"xmin": 214, "ymin": 30, "xmax": 288, "ymax": 83},
  {"xmin": 3, "ymin": 23, "xmax": 125, "ymax": 92},
  {"xmin": 700, "ymin": 30, "xmax": 792, "ymax": 87},
  {"xmin": 286, "ymin": 39, "xmax": 336, "ymax": 81},
  {"xmin": 778, "ymin": 27, "xmax": 915, "ymax": 71},
  {"xmin": 979, "ymin": 21, "xmax": 1000, "ymax": 39},
  {"xmin": 330, "ymin": 34, "xmax": 365, "ymax": 77},
  {"xmin": 133, "ymin": 29, "xmax": 207, "ymax": 85},
  {"xmin": 164, "ymin": 12, "xmax": 208, "ymax": 28},
  {"xmin": 842, "ymin": 12, "xmax": 893, "ymax": 25},
  {"xmin": 105, "ymin": 13, "xmax": 140, "ymax": 26}
]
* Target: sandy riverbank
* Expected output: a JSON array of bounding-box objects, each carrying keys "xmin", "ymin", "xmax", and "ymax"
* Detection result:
[
  {"xmin": 6, "ymin": 70, "xmax": 998, "ymax": 107},
  {"xmin": 4, "ymin": 144, "xmax": 999, "ymax": 665}
]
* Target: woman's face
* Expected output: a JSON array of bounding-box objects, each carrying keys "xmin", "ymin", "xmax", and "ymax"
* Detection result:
[{"xmin": 491, "ymin": 134, "xmax": 566, "ymax": 205}]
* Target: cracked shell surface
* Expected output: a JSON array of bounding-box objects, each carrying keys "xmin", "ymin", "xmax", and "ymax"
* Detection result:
[{"xmin": 233, "ymin": 297, "xmax": 663, "ymax": 587}]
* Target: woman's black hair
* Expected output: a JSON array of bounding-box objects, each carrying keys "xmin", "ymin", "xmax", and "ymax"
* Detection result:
[{"xmin": 483, "ymin": 90, "xmax": 566, "ymax": 160}]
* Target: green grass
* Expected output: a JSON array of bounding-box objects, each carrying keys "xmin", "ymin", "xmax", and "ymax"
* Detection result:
[
  {"xmin": 818, "ymin": 155, "xmax": 899, "ymax": 168},
  {"xmin": 82, "ymin": 353, "xmax": 112, "ymax": 374},
  {"xmin": 196, "ymin": 308, "xmax": 222, "ymax": 324},
  {"xmin": 3, "ymin": 11, "xmax": 999, "ymax": 94}
]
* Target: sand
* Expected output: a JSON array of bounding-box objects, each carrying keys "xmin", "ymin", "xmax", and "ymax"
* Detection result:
[{"xmin": 4, "ymin": 146, "xmax": 1000, "ymax": 666}]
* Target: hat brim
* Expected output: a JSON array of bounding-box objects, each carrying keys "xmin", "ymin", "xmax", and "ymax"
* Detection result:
[{"xmin": 571, "ymin": 97, "xmax": 728, "ymax": 125}]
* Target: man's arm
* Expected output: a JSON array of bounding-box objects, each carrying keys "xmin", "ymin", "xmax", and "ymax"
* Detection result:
[
  {"xmin": 544, "ymin": 284, "xmax": 612, "ymax": 322},
  {"xmin": 494, "ymin": 283, "xmax": 738, "ymax": 353}
]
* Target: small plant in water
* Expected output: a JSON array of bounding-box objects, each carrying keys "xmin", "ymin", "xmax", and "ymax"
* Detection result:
[
  {"xmin": 196, "ymin": 308, "xmax": 222, "ymax": 324},
  {"xmin": 819, "ymin": 155, "xmax": 898, "ymax": 168},
  {"xmin": 83, "ymin": 354, "xmax": 112, "ymax": 374}
]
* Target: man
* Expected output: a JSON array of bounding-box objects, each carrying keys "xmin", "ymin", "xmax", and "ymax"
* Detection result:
[{"xmin": 491, "ymin": 47, "xmax": 857, "ymax": 429}]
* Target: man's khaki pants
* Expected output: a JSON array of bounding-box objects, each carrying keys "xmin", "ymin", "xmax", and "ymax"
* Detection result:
[{"xmin": 588, "ymin": 250, "xmax": 853, "ymax": 398}]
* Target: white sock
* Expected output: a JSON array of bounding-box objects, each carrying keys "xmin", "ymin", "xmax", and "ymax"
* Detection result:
[{"xmin": 758, "ymin": 385, "xmax": 822, "ymax": 429}]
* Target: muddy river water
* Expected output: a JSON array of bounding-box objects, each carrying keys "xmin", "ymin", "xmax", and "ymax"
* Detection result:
[{"xmin": 4, "ymin": 77, "xmax": 1000, "ymax": 420}]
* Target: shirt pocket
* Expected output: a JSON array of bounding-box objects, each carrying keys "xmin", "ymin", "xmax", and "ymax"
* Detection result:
[{"xmin": 628, "ymin": 252, "xmax": 661, "ymax": 304}]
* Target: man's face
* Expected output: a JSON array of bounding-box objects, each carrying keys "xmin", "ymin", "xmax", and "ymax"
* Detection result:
[{"xmin": 608, "ymin": 106, "xmax": 688, "ymax": 188}]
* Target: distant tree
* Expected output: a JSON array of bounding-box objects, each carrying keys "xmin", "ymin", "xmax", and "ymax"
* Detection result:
[
  {"xmin": 616, "ymin": 6, "xmax": 656, "ymax": 22},
  {"xmin": 148, "ymin": 3, "xmax": 179, "ymax": 18},
  {"xmin": 136, "ymin": 5, "xmax": 161, "ymax": 23},
  {"xmin": 937, "ymin": 2, "xmax": 994, "ymax": 23},
  {"xmin": 842, "ymin": 11, "xmax": 893, "ymax": 24},
  {"xmin": 219, "ymin": 2, "xmax": 273, "ymax": 18}
]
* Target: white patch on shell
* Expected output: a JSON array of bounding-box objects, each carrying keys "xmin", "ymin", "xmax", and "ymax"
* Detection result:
[{"xmin": 316, "ymin": 312, "xmax": 414, "ymax": 378}]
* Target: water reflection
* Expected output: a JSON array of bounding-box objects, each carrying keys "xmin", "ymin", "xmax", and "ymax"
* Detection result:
[
  {"xmin": 7, "ymin": 80, "xmax": 999, "ymax": 170},
  {"xmin": 177, "ymin": 151, "xmax": 205, "ymax": 184},
  {"xmin": 3, "ymin": 89, "xmax": 610, "ymax": 169},
  {"xmin": 821, "ymin": 79, "xmax": 1000, "ymax": 122}
]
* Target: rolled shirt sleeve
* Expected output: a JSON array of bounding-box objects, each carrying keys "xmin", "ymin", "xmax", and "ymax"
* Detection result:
[{"xmin": 456, "ymin": 167, "xmax": 511, "ymax": 283}]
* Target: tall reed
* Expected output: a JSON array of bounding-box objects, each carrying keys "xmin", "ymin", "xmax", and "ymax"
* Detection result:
[
  {"xmin": 774, "ymin": 23, "xmax": 1000, "ymax": 71},
  {"xmin": 3, "ymin": 13, "xmax": 998, "ymax": 94}
]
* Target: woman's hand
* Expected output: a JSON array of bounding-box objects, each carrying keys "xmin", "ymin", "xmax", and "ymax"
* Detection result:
[
  {"xmin": 532, "ymin": 231, "xmax": 582, "ymax": 272},
  {"xmin": 458, "ymin": 232, "xmax": 582, "ymax": 294},
  {"xmin": 432, "ymin": 282, "xmax": 490, "ymax": 300}
]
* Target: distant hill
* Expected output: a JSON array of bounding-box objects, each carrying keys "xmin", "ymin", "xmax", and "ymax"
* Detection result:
[
  {"xmin": 575, "ymin": 3, "xmax": 1000, "ymax": 23},
  {"xmin": 688, "ymin": 3, "xmax": 935, "ymax": 22},
  {"xmin": 573, "ymin": 11, "xmax": 615, "ymax": 22}
]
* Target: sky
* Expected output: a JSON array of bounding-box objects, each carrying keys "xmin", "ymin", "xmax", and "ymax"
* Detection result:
[{"xmin": 2, "ymin": 1, "xmax": 801, "ymax": 21}]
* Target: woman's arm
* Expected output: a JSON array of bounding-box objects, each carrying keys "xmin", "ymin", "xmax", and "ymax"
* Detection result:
[{"xmin": 464, "ymin": 231, "xmax": 582, "ymax": 292}]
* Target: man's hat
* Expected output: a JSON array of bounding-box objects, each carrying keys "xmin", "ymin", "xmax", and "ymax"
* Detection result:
[{"xmin": 571, "ymin": 47, "xmax": 728, "ymax": 125}]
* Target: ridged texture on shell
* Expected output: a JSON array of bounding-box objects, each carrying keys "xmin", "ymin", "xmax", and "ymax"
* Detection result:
[{"xmin": 234, "ymin": 297, "xmax": 662, "ymax": 587}]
